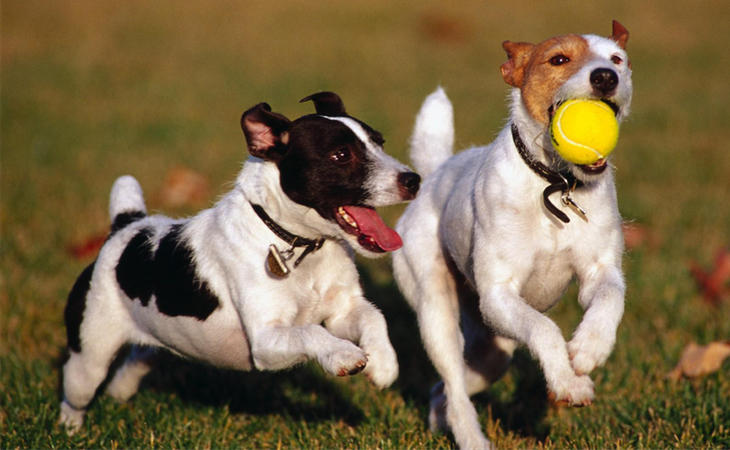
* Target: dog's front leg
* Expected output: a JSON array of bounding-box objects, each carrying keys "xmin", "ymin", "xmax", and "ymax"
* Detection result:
[
  {"xmin": 478, "ymin": 284, "xmax": 595, "ymax": 405},
  {"xmin": 249, "ymin": 324, "xmax": 369, "ymax": 377},
  {"xmin": 568, "ymin": 262, "xmax": 625, "ymax": 375},
  {"xmin": 325, "ymin": 300, "xmax": 399, "ymax": 388}
]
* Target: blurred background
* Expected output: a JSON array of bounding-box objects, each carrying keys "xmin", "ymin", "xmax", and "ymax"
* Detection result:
[{"xmin": 2, "ymin": 0, "xmax": 729, "ymax": 447}]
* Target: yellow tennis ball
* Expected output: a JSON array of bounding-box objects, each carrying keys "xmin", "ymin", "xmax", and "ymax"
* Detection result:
[{"xmin": 550, "ymin": 99, "xmax": 619, "ymax": 165}]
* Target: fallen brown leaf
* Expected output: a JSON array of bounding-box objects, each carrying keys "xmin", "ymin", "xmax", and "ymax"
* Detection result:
[
  {"xmin": 418, "ymin": 12, "xmax": 469, "ymax": 44},
  {"xmin": 157, "ymin": 166, "xmax": 210, "ymax": 208},
  {"xmin": 67, "ymin": 233, "xmax": 107, "ymax": 260},
  {"xmin": 622, "ymin": 222, "xmax": 647, "ymax": 250},
  {"xmin": 668, "ymin": 341, "xmax": 730, "ymax": 380},
  {"xmin": 690, "ymin": 247, "xmax": 730, "ymax": 306}
]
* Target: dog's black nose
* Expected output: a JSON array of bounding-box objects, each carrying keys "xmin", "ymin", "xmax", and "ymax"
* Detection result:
[
  {"xmin": 590, "ymin": 68, "xmax": 619, "ymax": 95},
  {"xmin": 398, "ymin": 172, "xmax": 421, "ymax": 199}
]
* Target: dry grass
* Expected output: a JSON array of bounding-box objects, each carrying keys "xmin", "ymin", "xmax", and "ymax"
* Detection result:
[{"xmin": 2, "ymin": 0, "xmax": 729, "ymax": 448}]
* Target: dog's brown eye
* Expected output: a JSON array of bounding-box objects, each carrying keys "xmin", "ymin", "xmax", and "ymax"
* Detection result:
[
  {"xmin": 549, "ymin": 54, "xmax": 570, "ymax": 66},
  {"xmin": 611, "ymin": 55, "xmax": 623, "ymax": 65},
  {"xmin": 329, "ymin": 147, "xmax": 352, "ymax": 164}
]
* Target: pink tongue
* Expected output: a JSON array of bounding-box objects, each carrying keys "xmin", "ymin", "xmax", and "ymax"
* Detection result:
[{"xmin": 342, "ymin": 206, "xmax": 403, "ymax": 251}]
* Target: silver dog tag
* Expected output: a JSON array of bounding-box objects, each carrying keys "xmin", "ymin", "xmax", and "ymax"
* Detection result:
[
  {"xmin": 561, "ymin": 191, "xmax": 588, "ymax": 221},
  {"xmin": 266, "ymin": 244, "xmax": 291, "ymax": 278}
]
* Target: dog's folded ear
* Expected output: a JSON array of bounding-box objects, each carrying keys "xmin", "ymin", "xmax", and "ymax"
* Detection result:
[
  {"xmin": 241, "ymin": 103, "xmax": 292, "ymax": 161},
  {"xmin": 610, "ymin": 20, "xmax": 629, "ymax": 49},
  {"xmin": 500, "ymin": 41, "xmax": 534, "ymax": 88},
  {"xmin": 300, "ymin": 92, "xmax": 347, "ymax": 116}
]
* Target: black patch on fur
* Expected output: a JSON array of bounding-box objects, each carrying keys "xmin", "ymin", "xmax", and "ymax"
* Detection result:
[
  {"xmin": 110, "ymin": 210, "xmax": 147, "ymax": 236},
  {"xmin": 116, "ymin": 227, "xmax": 156, "ymax": 306},
  {"xmin": 65, "ymin": 261, "xmax": 95, "ymax": 353},
  {"xmin": 153, "ymin": 225, "xmax": 220, "ymax": 319},
  {"xmin": 277, "ymin": 116, "xmax": 371, "ymax": 220},
  {"xmin": 115, "ymin": 225, "xmax": 220, "ymax": 320}
]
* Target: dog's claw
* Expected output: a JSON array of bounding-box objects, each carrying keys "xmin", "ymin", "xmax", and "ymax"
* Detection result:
[
  {"xmin": 338, "ymin": 359, "xmax": 367, "ymax": 376},
  {"xmin": 548, "ymin": 389, "xmax": 594, "ymax": 407}
]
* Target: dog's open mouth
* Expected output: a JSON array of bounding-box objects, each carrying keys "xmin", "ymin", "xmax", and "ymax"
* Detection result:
[
  {"xmin": 335, "ymin": 206, "xmax": 402, "ymax": 253},
  {"xmin": 579, "ymin": 158, "xmax": 608, "ymax": 174}
]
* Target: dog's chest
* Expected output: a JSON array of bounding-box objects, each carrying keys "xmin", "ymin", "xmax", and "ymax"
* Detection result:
[
  {"xmin": 275, "ymin": 248, "xmax": 360, "ymax": 324},
  {"xmin": 519, "ymin": 215, "xmax": 607, "ymax": 311},
  {"xmin": 289, "ymin": 280, "xmax": 349, "ymax": 325},
  {"xmin": 520, "ymin": 247, "xmax": 574, "ymax": 311}
]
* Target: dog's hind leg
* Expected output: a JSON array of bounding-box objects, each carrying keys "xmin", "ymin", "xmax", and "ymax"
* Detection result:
[
  {"xmin": 105, "ymin": 345, "xmax": 157, "ymax": 402},
  {"xmin": 394, "ymin": 244, "xmax": 493, "ymax": 449},
  {"xmin": 429, "ymin": 322, "xmax": 515, "ymax": 437},
  {"xmin": 60, "ymin": 344, "xmax": 127, "ymax": 432},
  {"xmin": 461, "ymin": 311, "xmax": 517, "ymax": 396},
  {"xmin": 59, "ymin": 312, "xmax": 129, "ymax": 432},
  {"xmin": 426, "ymin": 285, "xmax": 515, "ymax": 449},
  {"xmin": 454, "ymin": 266, "xmax": 517, "ymax": 397},
  {"xmin": 421, "ymin": 277, "xmax": 493, "ymax": 448}
]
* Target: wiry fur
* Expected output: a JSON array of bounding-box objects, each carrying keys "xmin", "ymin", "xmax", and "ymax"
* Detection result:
[{"xmin": 393, "ymin": 22, "xmax": 632, "ymax": 449}]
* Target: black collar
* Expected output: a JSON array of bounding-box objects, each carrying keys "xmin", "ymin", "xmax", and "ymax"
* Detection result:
[
  {"xmin": 511, "ymin": 123, "xmax": 584, "ymax": 223},
  {"xmin": 250, "ymin": 203, "xmax": 325, "ymax": 267}
]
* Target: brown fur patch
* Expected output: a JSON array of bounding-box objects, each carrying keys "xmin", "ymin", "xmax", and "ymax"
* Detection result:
[{"xmin": 502, "ymin": 34, "xmax": 590, "ymax": 125}]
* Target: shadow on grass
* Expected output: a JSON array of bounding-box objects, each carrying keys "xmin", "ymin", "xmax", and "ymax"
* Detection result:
[
  {"xmin": 52, "ymin": 264, "xmax": 549, "ymax": 439},
  {"xmin": 54, "ymin": 343, "xmax": 365, "ymax": 427},
  {"xmin": 141, "ymin": 354, "xmax": 366, "ymax": 426},
  {"xmin": 360, "ymin": 268, "xmax": 551, "ymax": 442},
  {"xmin": 477, "ymin": 350, "xmax": 551, "ymax": 440}
]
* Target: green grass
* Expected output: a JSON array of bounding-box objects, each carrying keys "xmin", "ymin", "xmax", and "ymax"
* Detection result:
[{"xmin": 2, "ymin": 0, "xmax": 730, "ymax": 448}]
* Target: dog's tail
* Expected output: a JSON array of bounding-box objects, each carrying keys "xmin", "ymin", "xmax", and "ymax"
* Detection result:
[
  {"xmin": 108, "ymin": 175, "xmax": 147, "ymax": 232},
  {"xmin": 409, "ymin": 87, "xmax": 454, "ymax": 178}
]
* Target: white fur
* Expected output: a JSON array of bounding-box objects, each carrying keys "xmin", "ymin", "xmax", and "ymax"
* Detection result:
[
  {"xmin": 409, "ymin": 87, "xmax": 455, "ymax": 178},
  {"xmin": 393, "ymin": 34, "xmax": 631, "ymax": 449},
  {"xmin": 59, "ymin": 121, "xmax": 409, "ymax": 431},
  {"xmin": 109, "ymin": 175, "xmax": 146, "ymax": 219}
]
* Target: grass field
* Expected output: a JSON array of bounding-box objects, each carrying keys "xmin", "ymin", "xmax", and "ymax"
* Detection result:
[{"xmin": 2, "ymin": 0, "xmax": 730, "ymax": 448}]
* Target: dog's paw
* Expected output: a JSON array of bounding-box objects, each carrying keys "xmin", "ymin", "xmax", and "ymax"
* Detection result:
[
  {"xmin": 319, "ymin": 342, "xmax": 368, "ymax": 377},
  {"xmin": 362, "ymin": 343, "xmax": 399, "ymax": 389},
  {"xmin": 428, "ymin": 381, "xmax": 494, "ymax": 449},
  {"xmin": 548, "ymin": 373, "xmax": 595, "ymax": 406},
  {"xmin": 568, "ymin": 328, "xmax": 615, "ymax": 375},
  {"xmin": 58, "ymin": 401, "xmax": 85, "ymax": 434}
]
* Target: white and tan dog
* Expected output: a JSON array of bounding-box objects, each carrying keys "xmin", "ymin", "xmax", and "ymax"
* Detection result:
[
  {"xmin": 59, "ymin": 92, "xmax": 420, "ymax": 432},
  {"xmin": 393, "ymin": 21, "xmax": 631, "ymax": 448}
]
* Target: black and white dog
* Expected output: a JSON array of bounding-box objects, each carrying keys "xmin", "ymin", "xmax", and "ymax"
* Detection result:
[{"xmin": 60, "ymin": 92, "xmax": 420, "ymax": 431}]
